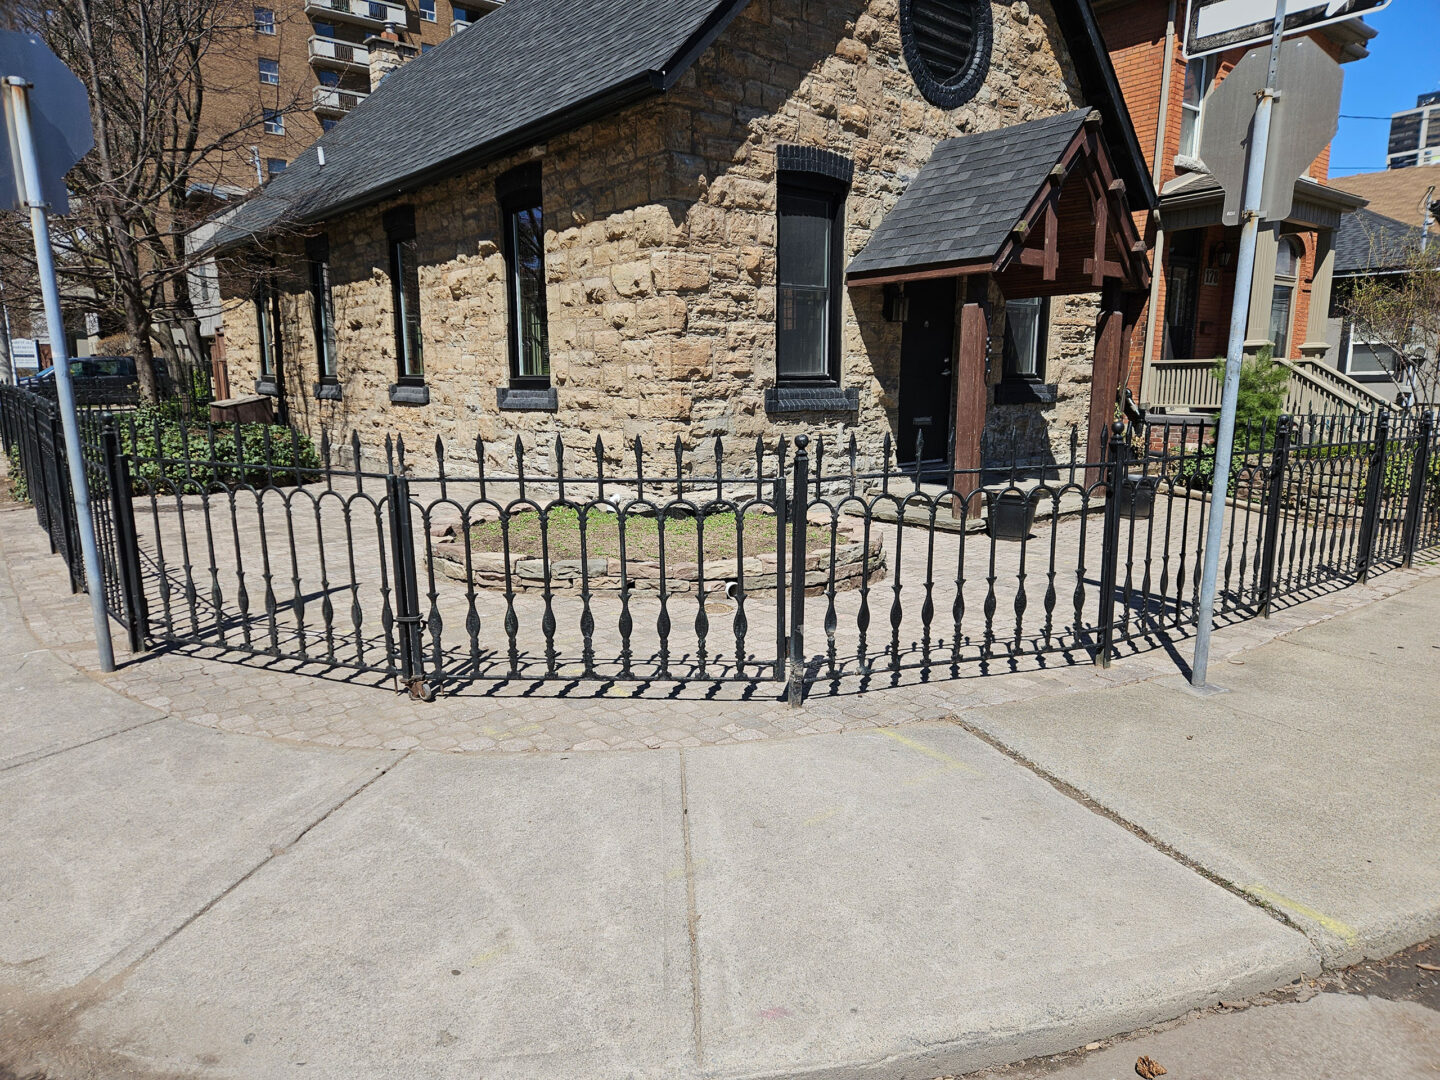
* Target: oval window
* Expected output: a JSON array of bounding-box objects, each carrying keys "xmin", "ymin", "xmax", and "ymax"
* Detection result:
[{"xmin": 900, "ymin": 0, "xmax": 993, "ymax": 109}]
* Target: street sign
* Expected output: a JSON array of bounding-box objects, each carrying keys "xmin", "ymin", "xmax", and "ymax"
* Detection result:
[
  {"xmin": 1199, "ymin": 36, "xmax": 1344, "ymax": 225},
  {"xmin": 0, "ymin": 32, "xmax": 93, "ymax": 214},
  {"xmin": 11, "ymin": 337, "xmax": 36, "ymax": 368},
  {"xmin": 1184, "ymin": 0, "xmax": 1390, "ymax": 58}
]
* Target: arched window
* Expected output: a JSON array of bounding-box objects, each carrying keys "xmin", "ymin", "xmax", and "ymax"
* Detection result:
[
  {"xmin": 900, "ymin": 0, "xmax": 993, "ymax": 109},
  {"xmin": 1268, "ymin": 236, "xmax": 1302, "ymax": 358}
]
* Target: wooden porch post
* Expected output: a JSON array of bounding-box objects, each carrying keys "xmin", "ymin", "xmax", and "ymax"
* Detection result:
[
  {"xmin": 1086, "ymin": 281, "xmax": 1143, "ymax": 484},
  {"xmin": 951, "ymin": 274, "xmax": 990, "ymax": 518}
]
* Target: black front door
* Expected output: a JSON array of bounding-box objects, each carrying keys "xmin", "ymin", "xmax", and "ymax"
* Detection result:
[{"xmin": 897, "ymin": 279, "xmax": 957, "ymax": 464}]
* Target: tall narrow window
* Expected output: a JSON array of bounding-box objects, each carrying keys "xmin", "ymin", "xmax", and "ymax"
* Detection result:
[
  {"xmin": 308, "ymin": 236, "xmax": 338, "ymax": 383},
  {"xmin": 385, "ymin": 207, "xmax": 424, "ymax": 383},
  {"xmin": 777, "ymin": 165, "xmax": 847, "ymax": 384},
  {"xmin": 498, "ymin": 164, "xmax": 550, "ymax": 384},
  {"xmin": 1178, "ymin": 55, "xmax": 1215, "ymax": 159},
  {"xmin": 255, "ymin": 287, "xmax": 279, "ymax": 388},
  {"xmin": 1003, "ymin": 297, "xmax": 1047, "ymax": 380},
  {"xmin": 1268, "ymin": 236, "xmax": 1301, "ymax": 359}
]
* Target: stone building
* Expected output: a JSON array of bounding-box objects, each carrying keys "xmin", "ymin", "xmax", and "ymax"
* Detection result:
[{"xmin": 210, "ymin": 0, "xmax": 1158, "ymax": 496}]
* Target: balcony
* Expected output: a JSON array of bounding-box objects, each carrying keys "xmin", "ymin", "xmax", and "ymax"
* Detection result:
[
  {"xmin": 312, "ymin": 84, "xmax": 369, "ymax": 117},
  {"xmin": 308, "ymin": 35, "xmax": 370, "ymax": 71},
  {"xmin": 450, "ymin": 0, "xmax": 502, "ymax": 33},
  {"xmin": 303, "ymin": 0, "xmax": 405, "ymax": 30}
]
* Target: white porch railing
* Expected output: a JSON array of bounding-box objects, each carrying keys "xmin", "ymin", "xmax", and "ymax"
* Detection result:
[{"xmin": 1148, "ymin": 355, "xmax": 1394, "ymax": 415}]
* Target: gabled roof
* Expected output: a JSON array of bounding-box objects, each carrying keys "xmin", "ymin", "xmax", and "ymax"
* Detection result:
[
  {"xmin": 1334, "ymin": 207, "xmax": 1429, "ymax": 276},
  {"xmin": 1330, "ymin": 163, "xmax": 1440, "ymax": 236},
  {"xmin": 210, "ymin": 0, "xmax": 1153, "ymax": 249},
  {"xmin": 846, "ymin": 111, "xmax": 1090, "ymax": 278}
]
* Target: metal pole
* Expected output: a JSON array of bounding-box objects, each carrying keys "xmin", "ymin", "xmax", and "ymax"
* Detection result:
[
  {"xmin": 1190, "ymin": 2, "xmax": 1286, "ymax": 688},
  {"xmin": 5, "ymin": 77, "xmax": 115, "ymax": 671}
]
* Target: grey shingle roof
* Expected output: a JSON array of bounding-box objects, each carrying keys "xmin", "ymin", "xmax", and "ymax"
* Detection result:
[
  {"xmin": 1334, "ymin": 207, "xmax": 1428, "ymax": 275},
  {"xmin": 209, "ymin": 0, "xmax": 1154, "ymax": 250},
  {"xmin": 846, "ymin": 109, "xmax": 1090, "ymax": 279},
  {"xmin": 210, "ymin": 0, "xmax": 748, "ymax": 248}
]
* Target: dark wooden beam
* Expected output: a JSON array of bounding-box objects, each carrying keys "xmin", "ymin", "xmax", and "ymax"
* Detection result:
[{"xmin": 951, "ymin": 275, "xmax": 991, "ymax": 520}]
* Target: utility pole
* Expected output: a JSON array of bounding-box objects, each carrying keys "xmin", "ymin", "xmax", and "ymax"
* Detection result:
[
  {"xmin": 1190, "ymin": 1, "xmax": 1288, "ymax": 688},
  {"xmin": 4, "ymin": 75, "xmax": 114, "ymax": 671}
]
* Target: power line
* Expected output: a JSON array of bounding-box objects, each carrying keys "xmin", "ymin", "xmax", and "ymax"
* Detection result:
[{"xmin": 1339, "ymin": 114, "xmax": 1395, "ymax": 121}]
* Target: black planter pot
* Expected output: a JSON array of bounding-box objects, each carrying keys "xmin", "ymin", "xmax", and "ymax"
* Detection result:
[
  {"xmin": 1118, "ymin": 474, "xmax": 1157, "ymax": 520},
  {"xmin": 989, "ymin": 490, "xmax": 1040, "ymax": 541}
]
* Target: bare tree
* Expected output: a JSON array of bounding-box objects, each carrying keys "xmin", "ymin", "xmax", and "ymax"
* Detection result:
[
  {"xmin": 4, "ymin": 0, "xmax": 309, "ymax": 402},
  {"xmin": 1339, "ymin": 227, "xmax": 1440, "ymax": 407}
]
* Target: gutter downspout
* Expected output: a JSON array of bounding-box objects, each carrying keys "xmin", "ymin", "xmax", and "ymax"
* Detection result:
[{"xmin": 1138, "ymin": 0, "xmax": 1179, "ymax": 405}]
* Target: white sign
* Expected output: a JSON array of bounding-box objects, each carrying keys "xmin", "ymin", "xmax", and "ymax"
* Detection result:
[
  {"xmin": 1184, "ymin": 0, "xmax": 1390, "ymax": 58},
  {"xmin": 84, "ymin": 311, "xmax": 99, "ymax": 336},
  {"xmin": 11, "ymin": 337, "xmax": 36, "ymax": 365}
]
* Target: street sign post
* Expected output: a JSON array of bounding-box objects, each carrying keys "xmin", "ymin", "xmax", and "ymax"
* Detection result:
[
  {"xmin": 1184, "ymin": 0, "xmax": 1389, "ymax": 58},
  {"xmin": 0, "ymin": 33, "xmax": 114, "ymax": 672}
]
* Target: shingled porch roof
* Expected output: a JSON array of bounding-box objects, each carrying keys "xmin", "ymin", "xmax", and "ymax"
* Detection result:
[{"xmin": 846, "ymin": 108, "xmax": 1149, "ymax": 293}]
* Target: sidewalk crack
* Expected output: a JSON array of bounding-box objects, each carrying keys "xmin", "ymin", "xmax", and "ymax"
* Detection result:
[{"xmin": 678, "ymin": 749, "xmax": 705, "ymax": 1069}]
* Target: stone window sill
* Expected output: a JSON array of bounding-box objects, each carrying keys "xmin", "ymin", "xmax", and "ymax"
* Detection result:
[
  {"xmin": 315, "ymin": 382, "xmax": 342, "ymax": 401},
  {"xmin": 994, "ymin": 380, "xmax": 1057, "ymax": 405},
  {"xmin": 255, "ymin": 377, "xmax": 279, "ymax": 397},
  {"xmin": 764, "ymin": 386, "xmax": 859, "ymax": 414},
  {"xmin": 389, "ymin": 382, "xmax": 430, "ymax": 405},
  {"xmin": 497, "ymin": 386, "xmax": 558, "ymax": 412}
]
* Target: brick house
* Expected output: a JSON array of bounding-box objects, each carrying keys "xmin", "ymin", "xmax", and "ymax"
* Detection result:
[
  {"xmin": 1094, "ymin": 0, "xmax": 1387, "ymax": 416},
  {"xmin": 210, "ymin": 0, "xmax": 1159, "ymax": 495}
]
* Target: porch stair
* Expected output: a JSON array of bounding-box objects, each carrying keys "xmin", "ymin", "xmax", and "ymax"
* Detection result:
[{"xmin": 1147, "ymin": 356, "xmax": 1394, "ymax": 416}]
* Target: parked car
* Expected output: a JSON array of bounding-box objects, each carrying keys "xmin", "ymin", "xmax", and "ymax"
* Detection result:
[{"xmin": 19, "ymin": 356, "xmax": 170, "ymax": 403}]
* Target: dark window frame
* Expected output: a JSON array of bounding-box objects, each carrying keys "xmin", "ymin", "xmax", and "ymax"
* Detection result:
[
  {"xmin": 307, "ymin": 235, "xmax": 338, "ymax": 385},
  {"xmin": 254, "ymin": 282, "xmax": 282, "ymax": 394},
  {"xmin": 385, "ymin": 206, "xmax": 425, "ymax": 385},
  {"xmin": 1002, "ymin": 296, "xmax": 1049, "ymax": 383},
  {"xmin": 776, "ymin": 168, "xmax": 848, "ymax": 388},
  {"xmin": 497, "ymin": 163, "xmax": 551, "ymax": 390}
]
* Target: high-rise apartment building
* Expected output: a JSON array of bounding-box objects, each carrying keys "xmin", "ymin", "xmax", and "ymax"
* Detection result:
[
  {"xmin": 201, "ymin": 0, "xmax": 503, "ymax": 192},
  {"xmin": 1387, "ymin": 91, "xmax": 1440, "ymax": 170}
]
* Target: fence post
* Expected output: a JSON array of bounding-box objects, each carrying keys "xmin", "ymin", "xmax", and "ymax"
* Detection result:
[
  {"xmin": 386, "ymin": 471, "xmax": 431, "ymax": 700},
  {"xmin": 1401, "ymin": 409, "xmax": 1434, "ymax": 569},
  {"xmin": 1257, "ymin": 413, "xmax": 1292, "ymax": 617},
  {"xmin": 101, "ymin": 415, "xmax": 148, "ymax": 654},
  {"xmin": 774, "ymin": 467, "xmax": 788, "ymax": 682},
  {"xmin": 787, "ymin": 434, "xmax": 810, "ymax": 707},
  {"xmin": 1096, "ymin": 421, "xmax": 1128, "ymax": 668},
  {"xmin": 47, "ymin": 406, "xmax": 82, "ymax": 591},
  {"xmin": 1356, "ymin": 409, "xmax": 1390, "ymax": 584}
]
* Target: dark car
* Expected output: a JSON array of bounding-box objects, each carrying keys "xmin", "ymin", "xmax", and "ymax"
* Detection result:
[{"xmin": 19, "ymin": 356, "xmax": 168, "ymax": 404}]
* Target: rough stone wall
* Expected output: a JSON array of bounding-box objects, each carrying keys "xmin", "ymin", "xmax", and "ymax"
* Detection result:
[{"xmin": 220, "ymin": 0, "xmax": 1100, "ymax": 479}]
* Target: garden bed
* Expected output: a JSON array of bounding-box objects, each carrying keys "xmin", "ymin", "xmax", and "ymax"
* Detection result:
[{"xmin": 427, "ymin": 507, "xmax": 886, "ymax": 595}]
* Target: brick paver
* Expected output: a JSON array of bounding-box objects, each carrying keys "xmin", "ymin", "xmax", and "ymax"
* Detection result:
[{"xmin": 4, "ymin": 500, "xmax": 1436, "ymax": 754}]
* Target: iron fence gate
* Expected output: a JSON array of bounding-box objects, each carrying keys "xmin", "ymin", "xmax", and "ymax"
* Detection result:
[{"xmin": 2, "ymin": 383, "xmax": 1437, "ymax": 703}]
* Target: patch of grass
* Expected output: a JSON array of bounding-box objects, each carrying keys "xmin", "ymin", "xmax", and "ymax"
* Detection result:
[{"xmin": 466, "ymin": 506, "xmax": 831, "ymax": 562}]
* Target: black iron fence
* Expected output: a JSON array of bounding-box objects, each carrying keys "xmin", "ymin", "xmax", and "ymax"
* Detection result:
[{"xmin": 2, "ymin": 383, "xmax": 1437, "ymax": 703}]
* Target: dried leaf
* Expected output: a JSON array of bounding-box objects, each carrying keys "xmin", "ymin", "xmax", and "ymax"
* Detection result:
[
  {"xmin": 1417, "ymin": 962, "xmax": 1440, "ymax": 972},
  {"xmin": 1136, "ymin": 1056, "xmax": 1168, "ymax": 1079}
]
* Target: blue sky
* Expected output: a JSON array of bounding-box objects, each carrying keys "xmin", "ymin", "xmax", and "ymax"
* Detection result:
[{"xmin": 1329, "ymin": 0, "xmax": 1440, "ymax": 176}]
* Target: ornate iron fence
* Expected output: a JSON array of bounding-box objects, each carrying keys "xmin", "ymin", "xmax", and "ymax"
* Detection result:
[{"xmin": 2, "ymin": 383, "xmax": 1437, "ymax": 703}]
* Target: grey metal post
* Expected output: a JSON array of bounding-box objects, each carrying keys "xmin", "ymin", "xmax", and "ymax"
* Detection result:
[
  {"xmin": 1191, "ymin": 1, "xmax": 1286, "ymax": 688},
  {"xmin": 5, "ymin": 77, "xmax": 114, "ymax": 670}
]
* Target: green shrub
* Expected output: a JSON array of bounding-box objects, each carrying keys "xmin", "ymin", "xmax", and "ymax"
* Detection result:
[
  {"xmin": 123, "ymin": 407, "xmax": 320, "ymax": 494},
  {"xmin": 1178, "ymin": 348, "xmax": 1293, "ymax": 492},
  {"xmin": 6, "ymin": 447, "xmax": 28, "ymax": 503}
]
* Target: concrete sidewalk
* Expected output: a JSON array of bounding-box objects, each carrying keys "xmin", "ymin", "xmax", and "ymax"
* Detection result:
[{"xmin": 2, "ymin": 538, "xmax": 1439, "ymax": 1077}]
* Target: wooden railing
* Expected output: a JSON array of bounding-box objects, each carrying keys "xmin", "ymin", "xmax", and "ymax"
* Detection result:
[{"xmin": 1147, "ymin": 355, "xmax": 1394, "ymax": 416}]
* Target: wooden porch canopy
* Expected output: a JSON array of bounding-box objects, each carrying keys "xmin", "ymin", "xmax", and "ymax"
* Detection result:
[{"xmin": 847, "ymin": 108, "xmax": 1152, "ymax": 508}]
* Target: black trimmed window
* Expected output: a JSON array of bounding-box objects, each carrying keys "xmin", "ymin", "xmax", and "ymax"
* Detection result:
[
  {"xmin": 899, "ymin": 0, "xmax": 992, "ymax": 109},
  {"xmin": 497, "ymin": 164, "xmax": 551, "ymax": 386},
  {"xmin": 776, "ymin": 152, "xmax": 850, "ymax": 386},
  {"xmin": 385, "ymin": 206, "xmax": 424, "ymax": 383},
  {"xmin": 307, "ymin": 235, "xmax": 338, "ymax": 384},
  {"xmin": 1003, "ymin": 297, "xmax": 1048, "ymax": 381},
  {"xmin": 255, "ymin": 284, "xmax": 280, "ymax": 391}
]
